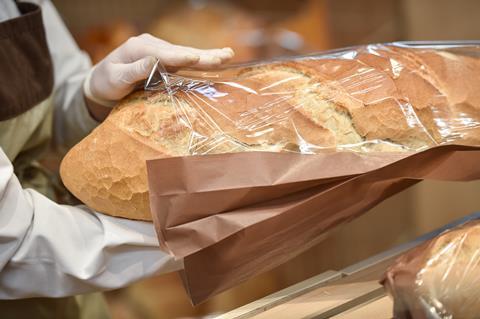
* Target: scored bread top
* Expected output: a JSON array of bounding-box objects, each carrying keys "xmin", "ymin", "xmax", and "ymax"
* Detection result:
[{"xmin": 60, "ymin": 46, "xmax": 480, "ymax": 220}]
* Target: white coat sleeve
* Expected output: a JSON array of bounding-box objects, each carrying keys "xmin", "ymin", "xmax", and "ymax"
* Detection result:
[
  {"xmin": 0, "ymin": 149, "xmax": 182, "ymax": 299},
  {"xmin": 30, "ymin": 0, "xmax": 99, "ymax": 150}
]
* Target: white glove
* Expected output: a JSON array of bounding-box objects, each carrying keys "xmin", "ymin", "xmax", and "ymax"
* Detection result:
[{"xmin": 84, "ymin": 33, "xmax": 234, "ymax": 106}]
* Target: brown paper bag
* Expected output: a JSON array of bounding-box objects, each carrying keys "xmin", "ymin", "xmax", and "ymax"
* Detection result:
[
  {"xmin": 148, "ymin": 151, "xmax": 411, "ymax": 257},
  {"xmin": 147, "ymin": 145, "xmax": 480, "ymax": 304}
]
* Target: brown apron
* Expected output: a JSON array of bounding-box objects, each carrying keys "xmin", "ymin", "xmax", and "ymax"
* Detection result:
[{"xmin": 0, "ymin": 2, "xmax": 109, "ymax": 319}]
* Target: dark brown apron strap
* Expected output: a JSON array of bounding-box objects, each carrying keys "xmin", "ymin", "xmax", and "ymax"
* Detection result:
[{"xmin": 0, "ymin": 2, "xmax": 54, "ymax": 121}]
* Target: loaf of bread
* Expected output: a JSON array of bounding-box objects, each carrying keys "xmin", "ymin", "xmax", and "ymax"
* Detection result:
[
  {"xmin": 382, "ymin": 221, "xmax": 480, "ymax": 319},
  {"xmin": 60, "ymin": 45, "xmax": 480, "ymax": 220}
]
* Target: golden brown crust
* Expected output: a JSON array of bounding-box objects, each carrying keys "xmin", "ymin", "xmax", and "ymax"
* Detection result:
[{"xmin": 60, "ymin": 93, "xmax": 195, "ymax": 220}]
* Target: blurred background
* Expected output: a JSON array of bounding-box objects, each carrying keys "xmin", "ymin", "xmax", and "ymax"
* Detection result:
[
  {"xmin": 53, "ymin": 0, "xmax": 480, "ymax": 64},
  {"xmin": 49, "ymin": 0, "xmax": 480, "ymax": 318}
]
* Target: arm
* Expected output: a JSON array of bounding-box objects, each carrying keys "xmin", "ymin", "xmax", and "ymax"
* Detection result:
[{"xmin": 0, "ymin": 148, "xmax": 181, "ymax": 299}]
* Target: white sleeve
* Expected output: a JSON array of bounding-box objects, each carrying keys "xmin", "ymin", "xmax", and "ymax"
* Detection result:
[
  {"xmin": 31, "ymin": 0, "xmax": 99, "ymax": 150},
  {"xmin": 0, "ymin": 149, "xmax": 182, "ymax": 299}
]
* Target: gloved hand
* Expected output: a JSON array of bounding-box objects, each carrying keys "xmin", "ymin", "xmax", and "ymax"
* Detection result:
[{"xmin": 84, "ymin": 33, "xmax": 234, "ymax": 107}]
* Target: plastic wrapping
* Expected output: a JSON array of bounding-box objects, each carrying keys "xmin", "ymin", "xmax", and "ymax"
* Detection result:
[
  {"xmin": 138, "ymin": 42, "xmax": 480, "ymax": 304},
  {"xmin": 144, "ymin": 42, "xmax": 480, "ymax": 155},
  {"xmin": 382, "ymin": 220, "xmax": 480, "ymax": 319}
]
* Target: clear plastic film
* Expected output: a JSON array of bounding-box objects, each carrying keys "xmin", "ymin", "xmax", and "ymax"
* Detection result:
[
  {"xmin": 142, "ymin": 42, "xmax": 480, "ymax": 157},
  {"xmin": 382, "ymin": 220, "xmax": 480, "ymax": 319}
]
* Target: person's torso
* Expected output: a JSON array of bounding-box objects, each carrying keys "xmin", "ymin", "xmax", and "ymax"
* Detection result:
[
  {"xmin": 0, "ymin": 3, "xmax": 110, "ymax": 318},
  {"xmin": 0, "ymin": 1, "xmax": 54, "ymax": 163}
]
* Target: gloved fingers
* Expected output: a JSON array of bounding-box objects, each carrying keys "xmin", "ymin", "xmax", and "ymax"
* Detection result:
[
  {"xmin": 183, "ymin": 49, "xmax": 233, "ymax": 69},
  {"xmin": 117, "ymin": 37, "xmax": 201, "ymax": 66},
  {"xmin": 136, "ymin": 34, "xmax": 234, "ymax": 61},
  {"xmin": 174, "ymin": 45, "xmax": 235, "ymax": 62},
  {"xmin": 122, "ymin": 34, "xmax": 234, "ymax": 68},
  {"xmin": 132, "ymin": 43, "xmax": 228, "ymax": 69}
]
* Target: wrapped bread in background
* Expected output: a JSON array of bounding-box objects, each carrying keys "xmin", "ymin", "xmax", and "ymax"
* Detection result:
[{"xmin": 382, "ymin": 220, "xmax": 480, "ymax": 319}]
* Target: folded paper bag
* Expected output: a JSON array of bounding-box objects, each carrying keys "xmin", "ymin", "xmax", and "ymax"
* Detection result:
[
  {"xmin": 147, "ymin": 145, "xmax": 480, "ymax": 304},
  {"xmin": 147, "ymin": 151, "xmax": 410, "ymax": 257}
]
